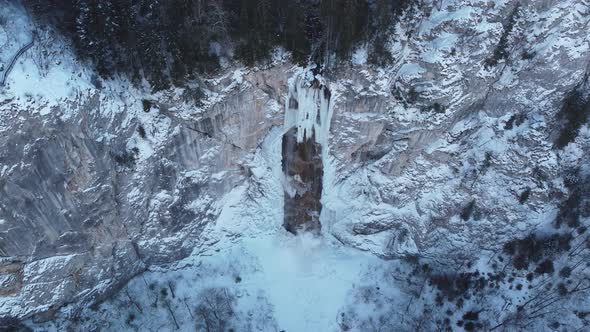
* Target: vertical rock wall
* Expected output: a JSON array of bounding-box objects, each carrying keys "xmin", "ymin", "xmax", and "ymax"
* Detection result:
[{"xmin": 281, "ymin": 77, "xmax": 332, "ymax": 234}]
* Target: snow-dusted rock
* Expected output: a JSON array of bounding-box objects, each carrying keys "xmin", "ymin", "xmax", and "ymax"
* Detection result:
[{"xmin": 0, "ymin": 0, "xmax": 589, "ymax": 330}]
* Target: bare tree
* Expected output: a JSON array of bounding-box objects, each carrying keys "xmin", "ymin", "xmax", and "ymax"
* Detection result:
[{"xmin": 194, "ymin": 287, "xmax": 236, "ymax": 332}]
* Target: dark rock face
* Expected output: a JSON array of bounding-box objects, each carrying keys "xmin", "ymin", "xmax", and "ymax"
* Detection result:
[
  {"xmin": 281, "ymin": 80, "xmax": 332, "ymax": 235},
  {"xmin": 282, "ymin": 128, "xmax": 323, "ymax": 234}
]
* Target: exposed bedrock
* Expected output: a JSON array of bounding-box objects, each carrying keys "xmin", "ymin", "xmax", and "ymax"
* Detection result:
[
  {"xmin": 281, "ymin": 78, "xmax": 332, "ymax": 234},
  {"xmin": 0, "ymin": 64, "xmax": 289, "ymax": 322},
  {"xmin": 2, "ymin": 0, "xmax": 590, "ymax": 325},
  {"xmin": 282, "ymin": 128, "xmax": 323, "ymax": 234}
]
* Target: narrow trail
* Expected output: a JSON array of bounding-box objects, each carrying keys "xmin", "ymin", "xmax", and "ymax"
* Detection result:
[
  {"xmin": 1, "ymin": 1, "xmax": 36, "ymax": 87},
  {"xmin": 1, "ymin": 34, "xmax": 34, "ymax": 87}
]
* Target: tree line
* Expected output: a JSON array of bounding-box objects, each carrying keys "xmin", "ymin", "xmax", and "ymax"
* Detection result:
[{"xmin": 25, "ymin": 0, "xmax": 413, "ymax": 91}]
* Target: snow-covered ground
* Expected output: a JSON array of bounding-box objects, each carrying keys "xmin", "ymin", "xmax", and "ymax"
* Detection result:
[
  {"xmin": 2, "ymin": 0, "xmax": 590, "ymax": 330},
  {"xmin": 37, "ymin": 126, "xmax": 383, "ymax": 330},
  {"xmin": 55, "ymin": 231, "xmax": 381, "ymax": 331}
]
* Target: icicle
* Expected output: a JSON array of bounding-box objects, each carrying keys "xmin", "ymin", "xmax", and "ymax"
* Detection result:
[
  {"xmin": 281, "ymin": 73, "xmax": 333, "ymax": 234},
  {"xmin": 283, "ymin": 76, "xmax": 332, "ymax": 145}
]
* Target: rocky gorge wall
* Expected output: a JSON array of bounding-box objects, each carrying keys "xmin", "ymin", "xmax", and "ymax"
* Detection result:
[
  {"xmin": 0, "ymin": 60, "xmax": 289, "ymax": 322},
  {"xmin": 0, "ymin": 0, "xmax": 589, "ymax": 328}
]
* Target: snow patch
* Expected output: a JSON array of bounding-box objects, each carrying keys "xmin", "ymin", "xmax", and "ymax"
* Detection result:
[{"xmin": 352, "ymin": 46, "xmax": 368, "ymax": 66}]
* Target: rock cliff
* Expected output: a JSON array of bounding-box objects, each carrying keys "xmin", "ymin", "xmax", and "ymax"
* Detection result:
[{"xmin": 1, "ymin": 0, "xmax": 590, "ymax": 330}]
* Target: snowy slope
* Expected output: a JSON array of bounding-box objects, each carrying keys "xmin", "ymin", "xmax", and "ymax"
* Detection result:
[{"xmin": 1, "ymin": 0, "xmax": 590, "ymax": 331}]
